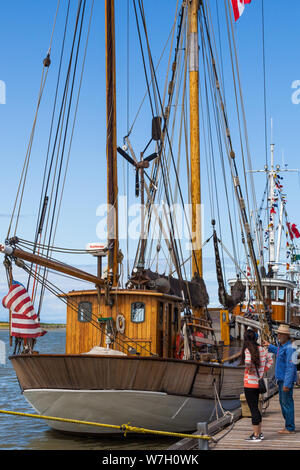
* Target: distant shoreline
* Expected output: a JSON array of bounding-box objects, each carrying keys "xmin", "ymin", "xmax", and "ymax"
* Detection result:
[{"xmin": 0, "ymin": 323, "xmax": 66, "ymax": 330}]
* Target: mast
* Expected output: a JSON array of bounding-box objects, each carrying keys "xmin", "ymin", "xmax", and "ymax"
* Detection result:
[
  {"xmin": 188, "ymin": 0, "xmax": 202, "ymax": 278},
  {"xmin": 249, "ymin": 120, "xmax": 299, "ymax": 277},
  {"xmin": 268, "ymin": 140, "xmax": 276, "ymax": 268},
  {"xmin": 105, "ymin": 0, "xmax": 119, "ymax": 287},
  {"xmin": 276, "ymin": 201, "xmax": 284, "ymax": 265}
]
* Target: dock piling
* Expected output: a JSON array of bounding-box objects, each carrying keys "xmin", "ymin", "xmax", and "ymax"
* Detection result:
[{"xmin": 197, "ymin": 422, "xmax": 210, "ymax": 450}]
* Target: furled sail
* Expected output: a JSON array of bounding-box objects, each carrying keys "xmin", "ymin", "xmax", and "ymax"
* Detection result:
[{"xmin": 142, "ymin": 269, "xmax": 209, "ymax": 308}]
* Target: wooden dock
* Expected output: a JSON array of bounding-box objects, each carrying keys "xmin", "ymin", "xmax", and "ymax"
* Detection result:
[
  {"xmin": 169, "ymin": 387, "xmax": 300, "ymax": 451},
  {"xmin": 212, "ymin": 387, "xmax": 300, "ymax": 450}
]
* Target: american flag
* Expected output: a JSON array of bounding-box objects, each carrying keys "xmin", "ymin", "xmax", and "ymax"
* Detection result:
[{"xmin": 2, "ymin": 280, "xmax": 46, "ymax": 338}]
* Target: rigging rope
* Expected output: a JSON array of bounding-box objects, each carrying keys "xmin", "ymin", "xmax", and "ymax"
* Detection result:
[
  {"xmin": 137, "ymin": 4, "xmax": 187, "ymax": 274},
  {"xmin": 135, "ymin": 1, "xmax": 204, "ymax": 286},
  {"xmin": 199, "ymin": 1, "xmax": 273, "ymax": 342},
  {"xmin": 36, "ymin": 0, "xmax": 87, "ymax": 314},
  {"xmin": 132, "ymin": 0, "xmax": 193, "ymax": 293},
  {"xmin": 225, "ymin": 1, "xmax": 260, "ymax": 251},
  {"xmin": 27, "ymin": 0, "xmax": 71, "ymax": 290},
  {"xmin": 7, "ymin": 0, "xmax": 61, "ymax": 239},
  {"xmin": 261, "ymin": 0, "xmax": 268, "ymax": 168},
  {"xmin": 198, "ymin": 7, "xmax": 241, "ymax": 281},
  {"xmin": 24, "ymin": 0, "xmax": 95, "ymax": 317},
  {"xmin": 199, "ymin": 22, "xmax": 229, "ymax": 281},
  {"xmin": 18, "ymin": 259, "xmax": 155, "ymax": 357}
]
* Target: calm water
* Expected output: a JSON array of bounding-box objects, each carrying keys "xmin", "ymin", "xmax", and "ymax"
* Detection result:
[{"xmin": 0, "ymin": 330, "xmax": 175, "ymax": 450}]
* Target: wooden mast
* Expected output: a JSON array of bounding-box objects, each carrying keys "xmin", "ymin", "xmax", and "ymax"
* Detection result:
[
  {"xmin": 188, "ymin": 0, "xmax": 202, "ymax": 278},
  {"xmin": 105, "ymin": 0, "xmax": 119, "ymax": 287}
]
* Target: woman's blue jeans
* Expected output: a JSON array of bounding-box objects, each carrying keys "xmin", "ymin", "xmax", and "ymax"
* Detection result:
[{"xmin": 278, "ymin": 380, "xmax": 295, "ymax": 431}]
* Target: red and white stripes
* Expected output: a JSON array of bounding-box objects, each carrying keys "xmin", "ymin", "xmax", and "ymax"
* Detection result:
[
  {"xmin": 231, "ymin": 0, "xmax": 252, "ymax": 22},
  {"xmin": 2, "ymin": 281, "xmax": 46, "ymax": 338}
]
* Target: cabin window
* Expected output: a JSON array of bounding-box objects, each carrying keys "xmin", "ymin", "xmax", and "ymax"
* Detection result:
[
  {"xmin": 78, "ymin": 302, "xmax": 92, "ymax": 323},
  {"xmin": 267, "ymin": 288, "xmax": 276, "ymax": 301},
  {"xmin": 131, "ymin": 302, "xmax": 145, "ymax": 323},
  {"xmin": 278, "ymin": 289, "xmax": 285, "ymax": 302}
]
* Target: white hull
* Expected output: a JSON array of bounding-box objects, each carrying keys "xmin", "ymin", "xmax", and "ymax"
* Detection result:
[{"xmin": 24, "ymin": 389, "xmax": 239, "ymax": 435}]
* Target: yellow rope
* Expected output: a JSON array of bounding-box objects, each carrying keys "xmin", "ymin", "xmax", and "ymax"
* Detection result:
[{"xmin": 0, "ymin": 409, "xmax": 212, "ymax": 441}]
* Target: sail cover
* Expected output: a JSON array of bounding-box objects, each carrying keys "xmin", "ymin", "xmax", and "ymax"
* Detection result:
[
  {"xmin": 2, "ymin": 280, "xmax": 46, "ymax": 338},
  {"xmin": 231, "ymin": 0, "xmax": 252, "ymax": 21}
]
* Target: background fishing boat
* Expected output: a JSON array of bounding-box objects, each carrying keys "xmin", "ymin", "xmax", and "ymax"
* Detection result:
[{"xmin": 228, "ymin": 131, "xmax": 300, "ymax": 340}]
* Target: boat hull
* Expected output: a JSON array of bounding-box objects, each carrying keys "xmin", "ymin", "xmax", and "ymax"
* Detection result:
[
  {"xmin": 23, "ymin": 389, "xmax": 239, "ymax": 435},
  {"xmin": 10, "ymin": 354, "xmax": 244, "ymax": 435}
]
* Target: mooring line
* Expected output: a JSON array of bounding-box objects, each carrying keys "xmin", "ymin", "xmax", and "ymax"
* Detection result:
[{"xmin": 0, "ymin": 409, "xmax": 212, "ymax": 441}]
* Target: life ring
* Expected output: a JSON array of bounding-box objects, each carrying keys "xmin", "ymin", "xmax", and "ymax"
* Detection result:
[{"xmin": 116, "ymin": 314, "xmax": 125, "ymax": 334}]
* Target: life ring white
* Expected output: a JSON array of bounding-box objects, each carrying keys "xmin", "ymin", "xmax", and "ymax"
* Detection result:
[{"xmin": 116, "ymin": 314, "xmax": 126, "ymax": 334}]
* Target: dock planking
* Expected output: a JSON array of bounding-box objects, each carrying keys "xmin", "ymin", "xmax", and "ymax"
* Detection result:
[
  {"xmin": 212, "ymin": 387, "xmax": 300, "ymax": 450},
  {"xmin": 168, "ymin": 387, "xmax": 300, "ymax": 451}
]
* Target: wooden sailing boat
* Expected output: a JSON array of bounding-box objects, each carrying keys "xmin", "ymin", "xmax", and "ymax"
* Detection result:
[{"xmin": 1, "ymin": 0, "xmax": 271, "ymax": 435}]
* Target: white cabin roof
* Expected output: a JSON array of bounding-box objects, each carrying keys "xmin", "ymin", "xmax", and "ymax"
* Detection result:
[{"xmin": 228, "ymin": 278, "xmax": 296, "ymax": 290}]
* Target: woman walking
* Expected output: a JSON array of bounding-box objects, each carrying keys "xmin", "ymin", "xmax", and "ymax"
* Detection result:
[{"xmin": 240, "ymin": 329, "xmax": 273, "ymax": 442}]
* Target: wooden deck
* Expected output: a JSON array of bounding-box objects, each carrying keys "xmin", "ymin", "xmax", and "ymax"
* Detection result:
[{"xmin": 212, "ymin": 387, "xmax": 300, "ymax": 450}]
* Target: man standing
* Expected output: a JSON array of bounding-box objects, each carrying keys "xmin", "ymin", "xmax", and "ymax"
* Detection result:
[{"xmin": 264, "ymin": 324, "xmax": 297, "ymax": 434}]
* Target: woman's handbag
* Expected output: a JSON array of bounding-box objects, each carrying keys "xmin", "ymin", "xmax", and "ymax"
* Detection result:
[{"xmin": 255, "ymin": 364, "xmax": 267, "ymax": 394}]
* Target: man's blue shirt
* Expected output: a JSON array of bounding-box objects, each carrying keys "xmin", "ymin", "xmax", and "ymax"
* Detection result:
[{"xmin": 268, "ymin": 340, "xmax": 297, "ymax": 389}]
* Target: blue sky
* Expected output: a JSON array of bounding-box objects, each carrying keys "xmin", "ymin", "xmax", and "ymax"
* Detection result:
[{"xmin": 0, "ymin": 0, "xmax": 300, "ymax": 323}]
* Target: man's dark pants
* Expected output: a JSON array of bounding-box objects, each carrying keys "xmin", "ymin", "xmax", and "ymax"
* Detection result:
[{"xmin": 278, "ymin": 380, "xmax": 295, "ymax": 432}]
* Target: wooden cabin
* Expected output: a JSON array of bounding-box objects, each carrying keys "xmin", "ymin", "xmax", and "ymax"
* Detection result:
[{"xmin": 63, "ymin": 289, "xmax": 183, "ymax": 357}]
